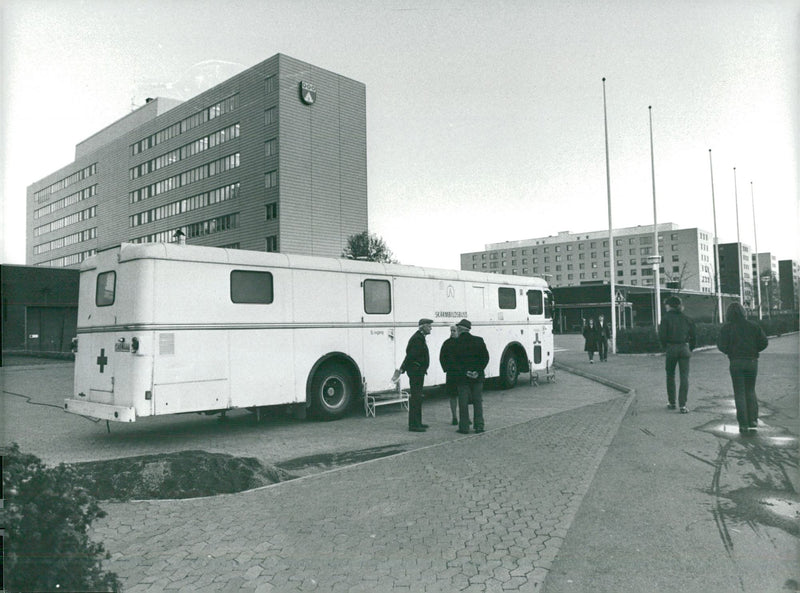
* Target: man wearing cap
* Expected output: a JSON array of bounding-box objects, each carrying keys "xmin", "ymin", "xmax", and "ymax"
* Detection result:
[
  {"xmin": 400, "ymin": 318, "xmax": 433, "ymax": 432},
  {"xmin": 658, "ymin": 296, "xmax": 697, "ymax": 413},
  {"xmin": 453, "ymin": 318, "xmax": 490, "ymax": 434}
]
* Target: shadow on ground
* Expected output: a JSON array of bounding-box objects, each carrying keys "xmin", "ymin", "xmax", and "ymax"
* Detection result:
[{"xmin": 70, "ymin": 444, "xmax": 408, "ymax": 501}]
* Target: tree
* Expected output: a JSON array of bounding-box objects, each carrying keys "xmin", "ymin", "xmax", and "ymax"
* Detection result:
[
  {"xmin": 342, "ymin": 231, "xmax": 398, "ymax": 263},
  {"xmin": 2, "ymin": 443, "xmax": 121, "ymax": 593}
]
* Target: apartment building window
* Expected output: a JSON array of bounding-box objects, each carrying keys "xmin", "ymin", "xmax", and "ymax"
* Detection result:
[
  {"xmin": 567, "ymin": 254, "xmax": 573, "ymax": 261},
  {"xmin": 673, "ymin": 266, "xmax": 680, "ymax": 273},
  {"xmin": 631, "ymin": 269, "xmax": 637, "ymax": 276},
  {"xmin": 640, "ymin": 247, "xmax": 652, "ymax": 256},
  {"xmin": 629, "ymin": 238, "xmax": 635, "ymax": 244},
  {"xmin": 672, "ymin": 245, "xmax": 679, "ymax": 251},
  {"xmin": 543, "ymin": 247, "xmax": 549, "ymax": 253},
  {"xmin": 265, "ymin": 235, "xmax": 278, "ymax": 252},
  {"xmin": 672, "ymin": 255, "xmax": 679, "ymax": 262},
  {"xmin": 543, "ymin": 256, "xmax": 549, "ymax": 263},
  {"xmin": 568, "ymin": 274, "xmax": 573, "ymax": 280},
  {"xmin": 265, "ymin": 202, "xmax": 278, "ymax": 220},
  {"xmin": 580, "ymin": 273, "xmax": 585, "ymax": 279},
  {"xmin": 579, "ymin": 253, "xmax": 585, "ymax": 260},
  {"xmin": 265, "ymin": 138, "xmax": 277, "ymax": 157},
  {"xmin": 556, "ymin": 265, "xmax": 562, "ymax": 271},
  {"xmin": 265, "ymin": 170, "xmax": 278, "ymax": 189},
  {"xmin": 616, "ymin": 239, "xmax": 622, "ymax": 246},
  {"xmin": 555, "ymin": 255, "xmax": 561, "ymax": 262},
  {"xmin": 592, "ymin": 272, "xmax": 598, "ymax": 279},
  {"xmin": 265, "ymin": 107, "xmax": 277, "ymax": 125},
  {"xmin": 567, "ymin": 264, "xmax": 573, "ymax": 270},
  {"xmin": 671, "ymin": 233, "xmax": 678, "ymax": 240},
  {"xmin": 265, "ymin": 75, "xmax": 277, "ymax": 93},
  {"xmin": 555, "ymin": 246, "xmax": 561, "ymax": 252},
  {"xmin": 591, "ymin": 262, "xmax": 598, "ymax": 268},
  {"xmin": 590, "ymin": 252, "xmax": 597, "ymax": 259},
  {"xmin": 590, "ymin": 242, "xmax": 596, "ymax": 248},
  {"xmin": 618, "ymin": 270, "xmax": 624, "ymax": 276},
  {"xmin": 641, "ymin": 236, "xmax": 652, "ymax": 245}
]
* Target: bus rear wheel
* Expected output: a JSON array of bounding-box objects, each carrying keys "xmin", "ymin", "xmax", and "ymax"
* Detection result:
[
  {"xmin": 499, "ymin": 352, "xmax": 519, "ymax": 389},
  {"xmin": 309, "ymin": 362, "xmax": 354, "ymax": 420}
]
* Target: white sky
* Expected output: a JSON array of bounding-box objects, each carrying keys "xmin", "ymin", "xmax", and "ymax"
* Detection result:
[{"xmin": 2, "ymin": 0, "xmax": 798, "ymax": 269}]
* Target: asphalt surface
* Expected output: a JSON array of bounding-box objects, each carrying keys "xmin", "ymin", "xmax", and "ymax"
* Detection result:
[{"xmin": 2, "ymin": 333, "xmax": 797, "ymax": 592}]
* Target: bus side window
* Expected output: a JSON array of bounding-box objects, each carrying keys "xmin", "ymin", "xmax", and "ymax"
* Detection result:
[
  {"xmin": 231, "ymin": 270, "xmax": 274, "ymax": 304},
  {"xmin": 498, "ymin": 287, "xmax": 516, "ymax": 309},
  {"xmin": 96, "ymin": 271, "xmax": 116, "ymax": 307},
  {"xmin": 544, "ymin": 291, "xmax": 554, "ymax": 319},
  {"xmin": 364, "ymin": 279, "xmax": 391, "ymax": 314},
  {"xmin": 527, "ymin": 290, "xmax": 543, "ymax": 315}
]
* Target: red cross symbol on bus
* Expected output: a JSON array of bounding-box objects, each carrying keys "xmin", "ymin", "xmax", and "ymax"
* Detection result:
[{"xmin": 96, "ymin": 348, "xmax": 108, "ymax": 373}]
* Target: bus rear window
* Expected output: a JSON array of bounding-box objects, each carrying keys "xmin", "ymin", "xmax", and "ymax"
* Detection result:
[
  {"xmin": 96, "ymin": 272, "xmax": 116, "ymax": 306},
  {"xmin": 364, "ymin": 279, "xmax": 391, "ymax": 314},
  {"xmin": 231, "ymin": 270, "xmax": 274, "ymax": 304},
  {"xmin": 527, "ymin": 290, "xmax": 543, "ymax": 315},
  {"xmin": 498, "ymin": 287, "xmax": 516, "ymax": 309}
]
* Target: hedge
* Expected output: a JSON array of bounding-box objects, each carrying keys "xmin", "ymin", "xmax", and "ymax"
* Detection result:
[{"xmin": 616, "ymin": 313, "xmax": 798, "ymax": 354}]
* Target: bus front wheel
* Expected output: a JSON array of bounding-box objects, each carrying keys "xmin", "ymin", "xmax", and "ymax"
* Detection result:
[
  {"xmin": 499, "ymin": 352, "xmax": 519, "ymax": 390},
  {"xmin": 309, "ymin": 362, "xmax": 354, "ymax": 420}
]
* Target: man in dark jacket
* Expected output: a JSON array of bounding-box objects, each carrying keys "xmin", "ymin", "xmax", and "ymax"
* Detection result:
[
  {"xmin": 452, "ymin": 318, "xmax": 490, "ymax": 434},
  {"xmin": 717, "ymin": 302, "xmax": 768, "ymax": 434},
  {"xmin": 439, "ymin": 325, "xmax": 460, "ymax": 425},
  {"xmin": 597, "ymin": 314, "xmax": 612, "ymax": 362},
  {"xmin": 400, "ymin": 318, "xmax": 433, "ymax": 432},
  {"xmin": 658, "ymin": 296, "xmax": 697, "ymax": 413}
]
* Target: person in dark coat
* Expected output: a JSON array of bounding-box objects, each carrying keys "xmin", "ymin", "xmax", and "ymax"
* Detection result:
[
  {"xmin": 597, "ymin": 314, "xmax": 612, "ymax": 362},
  {"xmin": 717, "ymin": 302, "xmax": 768, "ymax": 434},
  {"xmin": 452, "ymin": 318, "xmax": 489, "ymax": 434},
  {"xmin": 582, "ymin": 318, "xmax": 601, "ymax": 363},
  {"xmin": 658, "ymin": 296, "xmax": 697, "ymax": 413},
  {"xmin": 400, "ymin": 318, "xmax": 433, "ymax": 432},
  {"xmin": 439, "ymin": 325, "xmax": 460, "ymax": 425}
]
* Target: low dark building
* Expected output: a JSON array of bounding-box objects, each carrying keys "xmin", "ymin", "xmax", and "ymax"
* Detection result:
[
  {"xmin": 552, "ymin": 282, "xmax": 738, "ymax": 333},
  {"xmin": 1, "ymin": 264, "xmax": 79, "ymax": 356}
]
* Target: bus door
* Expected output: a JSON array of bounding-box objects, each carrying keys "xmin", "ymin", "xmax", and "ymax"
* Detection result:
[{"xmin": 354, "ymin": 277, "xmax": 396, "ymax": 392}]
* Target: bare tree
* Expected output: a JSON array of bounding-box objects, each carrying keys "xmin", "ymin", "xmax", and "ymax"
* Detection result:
[{"xmin": 342, "ymin": 231, "xmax": 398, "ymax": 263}]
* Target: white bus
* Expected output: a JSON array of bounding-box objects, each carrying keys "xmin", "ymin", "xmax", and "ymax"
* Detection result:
[{"xmin": 66, "ymin": 243, "xmax": 554, "ymax": 423}]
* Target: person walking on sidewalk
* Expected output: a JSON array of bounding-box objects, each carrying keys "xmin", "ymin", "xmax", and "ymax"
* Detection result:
[
  {"xmin": 582, "ymin": 318, "xmax": 601, "ymax": 363},
  {"xmin": 439, "ymin": 325, "xmax": 460, "ymax": 425},
  {"xmin": 400, "ymin": 318, "xmax": 433, "ymax": 432},
  {"xmin": 597, "ymin": 314, "xmax": 612, "ymax": 362},
  {"xmin": 452, "ymin": 319, "xmax": 489, "ymax": 434},
  {"xmin": 658, "ymin": 296, "xmax": 697, "ymax": 413},
  {"xmin": 717, "ymin": 302, "xmax": 768, "ymax": 434}
]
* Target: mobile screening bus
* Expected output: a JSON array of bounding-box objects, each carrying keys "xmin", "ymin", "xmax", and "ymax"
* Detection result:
[{"xmin": 66, "ymin": 242, "xmax": 554, "ymax": 423}]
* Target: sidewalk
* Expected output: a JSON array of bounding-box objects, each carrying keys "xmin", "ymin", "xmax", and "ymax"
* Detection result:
[
  {"xmin": 545, "ymin": 333, "xmax": 799, "ymax": 593},
  {"xmin": 82, "ymin": 346, "xmax": 634, "ymax": 592}
]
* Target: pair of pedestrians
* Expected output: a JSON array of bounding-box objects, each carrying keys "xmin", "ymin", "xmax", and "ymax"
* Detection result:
[
  {"xmin": 397, "ymin": 318, "xmax": 489, "ymax": 434},
  {"xmin": 582, "ymin": 315, "xmax": 612, "ymax": 363},
  {"xmin": 658, "ymin": 296, "xmax": 767, "ymax": 434}
]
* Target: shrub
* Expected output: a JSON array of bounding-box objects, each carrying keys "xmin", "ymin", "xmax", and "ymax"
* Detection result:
[{"xmin": 1, "ymin": 443, "xmax": 121, "ymax": 593}]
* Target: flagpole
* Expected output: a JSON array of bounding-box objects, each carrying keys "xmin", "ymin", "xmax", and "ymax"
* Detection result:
[
  {"xmin": 751, "ymin": 181, "xmax": 762, "ymax": 319},
  {"xmin": 603, "ymin": 78, "xmax": 617, "ymax": 354},
  {"xmin": 733, "ymin": 167, "xmax": 744, "ymax": 305},
  {"xmin": 649, "ymin": 106, "xmax": 661, "ymax": 326},
  {"xmin": 708, "ymin": 150, "xmax": 723, "ymax": 322}
]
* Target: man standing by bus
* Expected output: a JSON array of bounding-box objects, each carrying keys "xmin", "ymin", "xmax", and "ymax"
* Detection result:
[
  {"xmin": 453, "ymin": 318, "xmax": 489, "ymax": 434},
  {"xmin": 400, "ymin": 318, "xmax": 433, "ymax": 432}
]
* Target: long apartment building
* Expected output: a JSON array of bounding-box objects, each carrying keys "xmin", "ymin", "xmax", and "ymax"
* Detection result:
[
  {"xmin": 460, "ymin": 223, "xmax": 718, "ymax": 293},
  {"xmin": 27, "ymin": 54, "xmax": 367, "ymax": 267}
]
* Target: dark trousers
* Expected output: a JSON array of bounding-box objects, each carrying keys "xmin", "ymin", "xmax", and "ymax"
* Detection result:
[
  {"xmin": 729, "ymin": 359, "xmax": 759, "ymax": 429},
  {"xmin": 598, "ymin": 338, "xmax": 608, "ymax": 361},
  {"xmin": 446, "ymin": 375, "xmax": 458, "ymax": 421},
  {"xmin": 457, "ymin": 378, "xmax": 484, "ymax": 432},
  {"xmin": 408, "ymin": 374, "xmax": 424, "ymax": 428},
  {"xmin": 665, "ymin": 343, "xmax": 691, "ymax": 407}
]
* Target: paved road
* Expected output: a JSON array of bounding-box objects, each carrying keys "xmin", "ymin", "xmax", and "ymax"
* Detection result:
[
  {"xmin": 546, "ymin": 333, "xmax": 799, "ymax": 593},
  {"xmin": 3, "ymin": 334, "xmax": 797, "ymax": 592}
]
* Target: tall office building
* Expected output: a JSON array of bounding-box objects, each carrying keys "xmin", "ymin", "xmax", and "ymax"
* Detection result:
[
  {"xmin": 718, "ymin": 242, "xmax": 754, "ymax": 306},
  {"xmin": 778, "ymin": 259, "xmax": 800, "ymax": 311},
  {"xmin": 753, "ymin": 252, "xmax": 780, "ymax": 312},
  {"xmin": 460, "ymin": 223, "xmax": 716, "ymax": 293},
  {"xmin": 27, "ymin": 54, "xmax": 368, "ymax": 267}
]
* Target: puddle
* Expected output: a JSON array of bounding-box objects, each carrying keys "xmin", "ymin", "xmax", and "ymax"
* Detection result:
[{"xmin": 720, "ymin": 487, "xmax": 800, "ymax": 538}]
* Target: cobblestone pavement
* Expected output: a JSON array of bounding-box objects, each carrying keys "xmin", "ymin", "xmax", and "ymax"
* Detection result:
[{"xmin": 92, "ymin": 395, "xmax": 632, "ymax": 592}]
